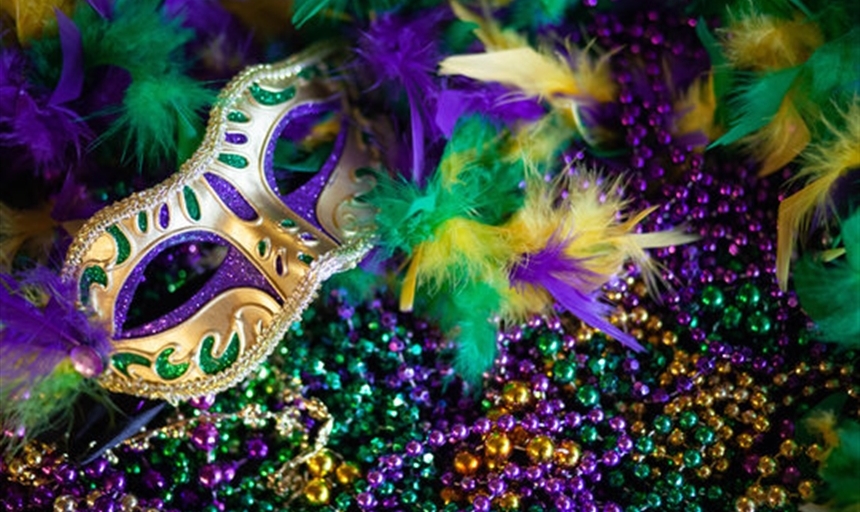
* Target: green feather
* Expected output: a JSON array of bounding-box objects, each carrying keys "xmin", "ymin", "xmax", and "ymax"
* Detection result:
[
  {"xmin": 695, "ymin": 19, "xmax": 734, "ymax": 125},
  {"xmin": 796, "ymin": 27, "xmax": 860, "ymax": 111},
  {"xmin": 794, "ymin": 211, "xmax": 860, "ymax": 345},
  {"xmin": 0, "ymin": 364, "xmax": 109, "ymax": 455},
  {"xmin": 291, "ymin": 0, "xmax": 438, "ymax": 27},
  {"xmin": 508, "ymin": 0, "xmax": 575, "ymax": 30},
  {"xmin": 74, "ymin": 0, "xmax": 214, "ymax": 167},
  {"xmin": 433, "ymin": 281, "xmax": 501, "ymax": 387},
  {"xmin": 368, "ymin": 116, "xmax": 525, "ymax": 255},
  {"xmin": 107, "ymin": 76, "xmax": 213, "ymax": 168},
  {"xmin": 819, "ymin": 420, "xmax": 860, "ymax": 511},
  {"xmin": 323, "ymin": 267, "xmax": 387, "ymax": 305},
  {"xmin": 710, "ymin": 66, "xmax": 801, "ymax": 148}
]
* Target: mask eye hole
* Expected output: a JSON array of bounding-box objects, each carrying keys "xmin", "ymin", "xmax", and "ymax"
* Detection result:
[
  {"xmin": 122, "ymin": 241, "xmax": 227, "ymax": 332},
  {"xmin": 266, "ymin": 103, "xmax": 344, "ymax": 198}
]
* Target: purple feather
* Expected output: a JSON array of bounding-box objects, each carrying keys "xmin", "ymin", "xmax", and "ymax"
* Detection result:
[
  {"xmin": 49, "ymin": 9, "xmax": 84, "ymax": 106},
  {"xmin": 436, "ymin": 79, "xmax": 545, "ymax": 137},
  {"xmin": 86, "ymin": 0, "xmax": 114, "ymax": 19},
  {"xmin": 163, "ymin": 0, "xmax": 256, "ymax": 80},
  {"xmin": 0, "ymin": 268, "xmax": 110, "ymax": 393},
  {"xmin": 0, "ymin": 39, "xmax": 90, "ymax": 183},
  {"xmin": 356, "ymin": 10, "xmax": 446, "ymax": 185},
  {"xmin": 510, "ymin": 234, "xmax": 645, "ymax": 352}
]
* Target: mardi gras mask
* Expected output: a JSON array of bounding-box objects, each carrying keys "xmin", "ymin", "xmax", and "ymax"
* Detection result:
[{"xmin": 62, "ymin": 42, "xmax": 376, "ymax": 402}]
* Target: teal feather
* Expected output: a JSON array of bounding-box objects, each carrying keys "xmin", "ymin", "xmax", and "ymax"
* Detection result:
[
  {"xmin": 794, "ymin": 211, "xmax": 860, "ymax": 345},
  {"xmin": 368, "ymin": 116, "xmax": 525, "ymax": 255},
  {"xmin": 74, "ymin": 0, "xmax": 215, "ymax": 167},
  {"xmin": 695, "ymin": 19, "xmax": 733, "ymax": 125},
  {"xmin": 434, "ymin": 281, "xmax": 501, "ymax": 387},
  {"xmin": 710, "ymin": 66, "xmax": 801, "ymax": 148},
  {"xmin": 819, "ymin": 420, "xmax": 860, "ymax": 511}
]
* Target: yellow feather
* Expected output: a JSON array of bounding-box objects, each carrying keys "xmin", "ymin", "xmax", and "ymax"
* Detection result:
[
  {"xmin": 507, "ymin": 113, "xmax": 574, "ymax": 174},
  {"xmin": 501, "ymin": 281, "xmax": 554, "ymax": 320},
  {"xmin": 0, "ymin": 0, "xmax": 74, "ymax": 42},
  {"xmin": 721, "ymin": 9, "xmax": 823, "ymax": 70},
  {"xmin": 449, "ymin": 0, "xmax": 526, "ymax": 51},
  {"xmin": 0, "ymin": 202, "xmax": 59, "ymax": 269},
  {"xmin": 776, "ymin": 101, "xmax": 860, "ymax": 289},
  {"xmin": 674, "ymin": 74, "xmax": 720, "ymax": 143},
  {"xmin": 440, "ymin": 47, "xmax": 580, "ymax": 99},
  {"xmin": 502, "ymin": 169, "xmax": 696, "ymax": 301},
  {"xmin": 744, "ymin": 93, "xmax": 811, "ymax": 176},
  {"xmin": 415, "ymin": 217, "xmax": 511, "ymax": 291},
  {"xmin": 399, "ymin": 245, "xmax": 423, "ymax": 312},
  {"xmin": 806, "ymin": 411, "xmax": 840, "ymax": 458}
]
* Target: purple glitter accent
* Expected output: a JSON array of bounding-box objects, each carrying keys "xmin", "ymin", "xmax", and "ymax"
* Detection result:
[
  {"xmin": 204, "ymin": 172, "xmax": 258, "ymax": 221},
  {"xmin": 158, "ymin": 204, "xmax": 170, "ymax": 229},
  {"xmin": 113, "ymin": 231, "xmax": 281, "ymax": 339},
  {"xmin": 263, "ymin": 100, "xmax": 347, "ymax": 236},
  {"xmin": 225, "ymin": 132, "xmax": 247, "ymax": 144}
]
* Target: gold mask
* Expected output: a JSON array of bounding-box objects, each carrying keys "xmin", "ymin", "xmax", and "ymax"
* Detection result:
[{"xmin": 62, "ymin": 43, "xmax": 376, "ymax": 402}]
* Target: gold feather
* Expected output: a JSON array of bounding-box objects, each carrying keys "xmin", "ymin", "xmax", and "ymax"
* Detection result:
[
  {"xmin": 449, "ymin": 0, "xmax": 526, "ymax": 51},
  {"xmin": 776, "ymin": 101, "xmax": 860, "ymax": 289},
  {"xmin": 721, "ymin": 7, "xmax": 823, "ymax": 71},
  {"xmin": 745, "ymin": 93, "xmax": 812, "ymax": 177},
  {"xmin": 674, "ymin": 74, "xmax": 721, "ymax": 144},
  {"xmin": 0, "ymin": 202, "xmax": 59, "ymax": 269},
  {"xmin": 0, "ymin": 0, "xmax": 74, "ymax": 42}
]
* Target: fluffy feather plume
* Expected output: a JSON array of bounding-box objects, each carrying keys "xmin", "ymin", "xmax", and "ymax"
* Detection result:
[
  {"xmin": 1, "ymin": 266, "xmax": 111, "ymax": 451},
  {"xmin": 720, "ymin": 8, "xmax": 823, "ymax": 71},
  {"xmin": 74, "ymin": 0, "xmax": 215, "ymax": 166},
  {"xmin": 368, "ymin": 117, "xmax": 526, "ymax": 385},
  {"xmin": 805, "ymin": 412, "xmax": 860, "ymax": 512},
  {"xmin": 0, "ymin": 0, "xmax": 75, "ymax": 42},
  {"xmin": 369, "ymin": 116, "xmax": 523, "ymax": 310},
  {"xmin": 0, "ymin": 11, "xmax": 90, "ymax": 181},
  {"xmin": 357, "ymin": 11, "xmax": 443, "ymax": 183},
  {"xmin": 432, "ymin": 281, "xmax": 502, "ymax": 387},
  {"xmin": 744, "ymin": 92, "xmax": 811, "ymax": 176},
  {"xmin": 502, "ymin": 170, "xmax": 696, "ymax": 348},
  {"xmin": 439, "ymin": 42, "xmax": 616, "ymax": 144},
  {"xmin": 0, "ymin": 202, "xmax": 59, "ymax": 269},
  {"xmin": 449, "ymin": 0, "xmax": 527, "ymax": 51},
  {"xmin": 509, "ymin": 232, "xmax": 645, "ymax": 352},
  {"xmin": 776, "ymin": 101, "xmax": 860, "ymax": 289},
  {"xmin": 794, "ymin": 211, "xmax": 860, "ymax": 345},
  {"xmin": 673, "ymin": 74, "xmax": 720, "ymax": 146}
]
